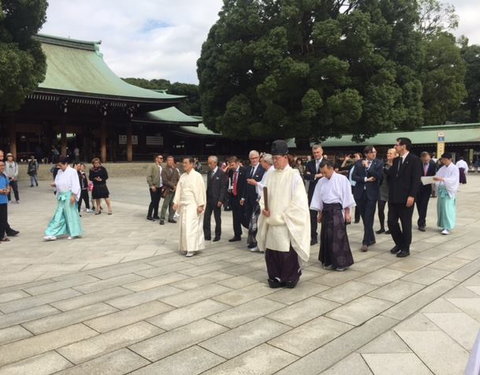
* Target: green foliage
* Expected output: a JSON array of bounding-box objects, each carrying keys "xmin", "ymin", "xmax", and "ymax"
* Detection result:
[
  {"xmin": 460, "ymin": 41, "xmax": 480, "ymax": 123},
  {"xmin": 197, "ymin": 0, "xmax": 425, "ymax": 140},
  {"xmin": 421, "ymin": 32, "xmax": 466, "ymax": 125},
  {"xmin": 123, "ymin": 77, "xmax": 201, "ymax": 115},
  {"xmin": 0, "ymin": 0, "xmax": 48, "ymax": 112}
]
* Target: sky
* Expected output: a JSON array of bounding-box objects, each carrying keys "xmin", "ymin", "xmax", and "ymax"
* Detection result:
[{"xmin": 40, "ymin": 0, "xmax": 480, "ymax": 84}]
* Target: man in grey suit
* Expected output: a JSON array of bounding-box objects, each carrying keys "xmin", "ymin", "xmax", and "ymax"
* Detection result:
[{"xmin": 204, "ymin": 156, "xmax": 228, "ymax": 241}]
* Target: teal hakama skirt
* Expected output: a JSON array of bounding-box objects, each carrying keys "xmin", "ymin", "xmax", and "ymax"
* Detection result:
[
  {"xmin": 437, "ymin": 185, "xmax": 456, "ymax": 230},
  {"xmin": 45, "ymin": 191, "xmax": 83, "ymax": 237}
]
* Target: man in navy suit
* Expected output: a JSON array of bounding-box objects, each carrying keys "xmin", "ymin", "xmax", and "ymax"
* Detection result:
[
  {"xmin": 242, "ymin": 150, "xmax": 265, "ymax": 249},
  {"xmin": 204, "ymin": 155, "xmax": 228, "ymax": 242},
  {"xmin": 227, "ymin": 156, "xmax": 247, "ymax": 242},
  {"xmin": 386, "ymin": 137, "xmax": 422, "ymax": 258},
  {"xmin": 352, "ymin": 146, "xmax": 384, "ymax": 252},
  {"xmin": 304, "ymin": 144, "xmax": 324, "ymax": 245},
  {"xmin": 416, "ymin": 151, "xmax": 437, "ymax": 231}
]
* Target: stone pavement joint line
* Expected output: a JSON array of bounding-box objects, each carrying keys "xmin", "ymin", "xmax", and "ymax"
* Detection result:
[{"xmin": 0, "ymin": 176, "xmax": 479, "ymax": 373}]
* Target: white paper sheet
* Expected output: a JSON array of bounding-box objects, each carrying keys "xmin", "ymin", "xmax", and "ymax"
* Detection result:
[{"xmin": 421, "ymin": 176, "xmax": 435, "ymax": 185}]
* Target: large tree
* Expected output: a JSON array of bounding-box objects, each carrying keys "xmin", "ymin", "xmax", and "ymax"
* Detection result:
[
  {"xmin": 197, "ymin": 0, "xmax": 424, "ymax": 140},
  {"xmin": 123, "ymin": 78, "xmax": 201, "ymax": 116},
  {"xmin": 460, "ymin": 40, "xmax": 480, "ymax": 123},
  {"xmin": 0, "ymin": 0, "xmax": 48, "ymax": 112}
]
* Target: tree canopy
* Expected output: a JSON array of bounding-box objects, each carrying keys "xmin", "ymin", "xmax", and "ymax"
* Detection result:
[
  {"xmin": 197, "ymin": 0, "xmax": 473, "ymax": 140},
  {"xmin": 123, "ymin": 77, "xmax": 201, "ymax": 116},
  {"xmin": 0, "ymin": 0, "xmax": 48, "ymax": 112}
]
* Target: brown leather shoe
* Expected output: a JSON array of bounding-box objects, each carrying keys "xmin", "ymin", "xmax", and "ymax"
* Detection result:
[{"xmin": 360, "ymin": 244, "xmax": 368, "ymax": 252}]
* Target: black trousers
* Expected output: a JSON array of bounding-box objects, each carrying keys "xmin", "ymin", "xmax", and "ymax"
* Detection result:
[
  {"xmin": 78, "ymin": 190, "xmax": 90, "ymax": 212},
  {"xmin": 265, "ymin": 247, "xmax": 301, "ymax": 283},
  {"xmin": 147, "ymin": 188, "xmax": 161, "ymax": 218},
  {"xmin": 356, "ymin": 192, "xmax": 377, "ymax": 245},
  {"xmin": 416, "ymin": 188, "xmax": 431, "ymax": 227},
  {"xmin": 309, "ymin": 210, "xmax": 318, "ymax": 241},
  {"xmin": 8, "ymin": 180, "xmax": 19, "ymax": 201},
  {"xmin": 230, "ymin": 195, "xmax": 243, "ymax": 237},
  {"xmin": 0, "ymin": 204, "xmax": 7, "ymax": 239},
  {"xmin": 388, "ymin": 202, "xmax": 414, "ymax": 251},
  {"xmin": 204, "ymin": 201, "xmax": 221, "ymax": 238}
]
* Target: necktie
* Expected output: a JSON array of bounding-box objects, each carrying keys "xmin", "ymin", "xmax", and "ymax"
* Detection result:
[
  {"xmin": 250, "ymin": 166, "xmax": 255, "ymax": 178},
  {"xmin": 233, "ymin": 171, "xmax": 238, "ymax": 196}
]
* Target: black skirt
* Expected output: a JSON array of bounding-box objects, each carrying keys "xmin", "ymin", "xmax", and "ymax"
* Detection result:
[{"xmin": 92, "ymin": 184, "xmax": 109, "ymax": 199}]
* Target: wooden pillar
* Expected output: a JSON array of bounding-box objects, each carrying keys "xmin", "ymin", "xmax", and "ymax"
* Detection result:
[
  {"xmin": 100, "ymin": 118, "xmax": 107, "ymax": 163},
  {"xmin": 126, "ymin": 122, "xmax": 133, "ymax": 162},
  {"xmin": 8, "ymin": 115, "xmax": 16, "ymax": 159},
  {"xmin": 60, "ymin": 118, "xmax": 67, "ymax": 157}
]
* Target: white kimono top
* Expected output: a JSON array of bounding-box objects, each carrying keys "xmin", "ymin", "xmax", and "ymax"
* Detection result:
[
  {"xmin": 435, "ymin": 163, "xmax": 459, "ymax": 198},
  {"xmin": 310, "ymin": 172, "xmax": 356, "ymax": 212},
  {"xmin": 55, "ymin": 166, "xmax": 81, "ymax": 200}
]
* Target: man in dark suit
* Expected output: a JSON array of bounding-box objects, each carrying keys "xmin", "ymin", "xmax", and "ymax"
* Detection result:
[
  {"xmin": 304, "ymin": 144, "xmax": 324, "ymax": 245},
  {"xmin": 204, "ymin": 155, "xmax": 228, "ymax": 242},
  {"xmin": 242, "ymin": 150, "xmax": 265, "ymax": 249},
  {"xmin": 416, "ymin": 151, "xmax": 437, "ymax": 232},
  {"xmin": 352, "ymin": 146, "xmax": 384, "ymax": 252},
  {"xmin": 386, "ymin": 137, "xmax": 422, "ymax": 258},
  {"xmin": 227, "ymin": 156, "xmax": 247, "ymax": 242}
]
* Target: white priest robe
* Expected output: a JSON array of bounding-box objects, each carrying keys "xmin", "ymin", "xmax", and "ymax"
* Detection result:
[
  {"xmin": 310, "ymin": 172, "xmax": 356, "ymax": 212},
  {"xmin": 257, "ymin": 166, "xmax": 310, "ymax": 262},
  {"xmin": 435, "ymin": 163, "xmax": 459, "ymax": 230},
  {"xmin": 173, "ymin": 169, "xmax": 206, "ymax": 252}
]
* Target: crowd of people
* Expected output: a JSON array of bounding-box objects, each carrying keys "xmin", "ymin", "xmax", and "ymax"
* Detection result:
[{"xmin": 0, "ymin": 139, "xmax": 470, "ymax": 288}]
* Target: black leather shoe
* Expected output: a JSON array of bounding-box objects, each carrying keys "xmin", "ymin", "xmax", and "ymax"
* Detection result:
[
  {"xmin": 229, "ymin": 237, "xmax": 241, "ymax": 242},
  {"xmin": 153, "ymin": 216, "xmax": 160, "ymax": 220},
  {"xmin": 6, "ymin": 229, "xmax": 19, "ymax": 236},
  {"xmin": 284, "ymin": 280, "xmax": 298, "ymax": 289},
  {"xmin": 213, "ymin": 237, "xmax": 220, "ymax": 242},
  {"xmin": 376, "ymin": 228, "xmax": 385, "ymax": 234},
  {"xmin": 310, "ymin": 239, "xmax": 318, "ymax": 246},
  {"xmin": 396, "ymin": 250, "xmax": 410, "ymax": 258},
  {"xmin": 159, "ymin": 220, "xmax": 165, "ymax": 225},
  {"xmin": 268, "ymin": 279, "xmax": 285, "ymax": 288},
  {"xmin": 205, "ymin": 236, "xmax": 212, "ymax": 241},
  {"xmin": 385, "ymin": 230, "xmax": 391, "ymax": 234},
  {"xmin": 146, "ymin": 216, "xmax": 155, "ymax": 221},
  {"xmin": 168, "ymin": 219, "xmax": 177, "ymax": 223},
  {"xmin": 390, "ymin": 246, "xmax": 401, "ymax": 254},
  {"xmin": 418, "ymin": 226, "xmax": 426, "ymax": 232}
]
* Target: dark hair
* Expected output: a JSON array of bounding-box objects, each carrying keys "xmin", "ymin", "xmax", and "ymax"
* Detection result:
[
  {"xmin": 58, "ymin": 156, "xmax": 69, "ymax": 165},
  {"xmin": 155, "ymin": 154, "xmax": 164, "ymax": 160},
  {"xmin": 420, "ymin": 151, "xmax": 430, "ymax": 157},
  {"xmin": 228, "ymin": 156, "xmax": 239, "ymax": 163},
  {"xmin": 183, "ymin": 156, "xmax": 194, "ymax": 164},
  {"xmin": 363, "ymin": 146, "xmax": 375, "ymax": 155},
  {"xmin": 320, "ymin": 159, "xmax": 334, "ymax": 169},
  {"xmin": 441, "ymin": 152, "xmax": 452, "ymax": 159},
  {"xmin": 396, "ymin": 137, "xmax": 412, "ymax": 151},
  {"xmin": 166, "ymin": 155, "xmax": 174, "ymax": 161}
]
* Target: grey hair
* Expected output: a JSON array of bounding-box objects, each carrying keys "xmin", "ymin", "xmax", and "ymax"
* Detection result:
[
  {"xmin": 208, "ymin": 155, "xmax": 218, "ymax": 163},
  {"xmin": 261, "ymin": 153, "xmax": 273, "ymax": 165},
  {"xmin": 312, "ymin": 144, "xmax": 323, "ymax": 151},
  {"xmin": 249, "ymin": 150, "xmax": 260, "ymax": 158}
]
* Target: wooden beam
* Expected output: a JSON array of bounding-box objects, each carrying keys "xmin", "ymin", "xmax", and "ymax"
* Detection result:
[
  {"xmin": 8, "ymin": 114, "xmax": 17, "ymax": 159},
  {"xmin": 100, "ymin": 118, "xmax": 107, "ymax": 162},
  {"xmin": 126, "ymin": 122, "xmax": 133, "ymax": 162}
]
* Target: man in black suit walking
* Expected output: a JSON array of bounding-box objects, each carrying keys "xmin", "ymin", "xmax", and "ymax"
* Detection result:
[
  {"xmin": 242, "ymin": 150, "xmax": 265, "ymax": 249},
  {"xmin": 204, "ymin": 156, "xmax": 228, "ymax": 242},
  {"xmin": 416, "ymin": 151, "xmax": 437, "ymax": 232},
  {"xmin": 352, "ymin": 146, "xmax": 383, "ymax": 252},
  {"xmin": 227, "ymin": 156, "xmax": 246, "ymax": 242},
  {"xmin": 386, "ymin": 138, "xmax": 422, "ymax": 258},
  {"xmin": 304, "ymin": 144, "xmax": 324, "ymax": 245}
]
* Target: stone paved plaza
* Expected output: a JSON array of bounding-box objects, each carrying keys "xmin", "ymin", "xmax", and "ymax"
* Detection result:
[{"xmin": 0, "ymin": 175, "xmax": 479, "ymax": 374}]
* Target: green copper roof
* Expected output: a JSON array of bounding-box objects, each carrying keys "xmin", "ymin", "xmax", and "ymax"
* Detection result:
[
  {"xmin": 137, "ymin": 107, "xmax": 201, "ymax": 124},
  {"xmin": 178, "ymin": 123, "xmax": 221, "ymax": 137},
  {"xmin": 34, "ymin": 34, "xmax": 184, "ymax": 103},
  {"xmin": 319, "ymin": 123, "xmax": 480, "ymax": 148}
]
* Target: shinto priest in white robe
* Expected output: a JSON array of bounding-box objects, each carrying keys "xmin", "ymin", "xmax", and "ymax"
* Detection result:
[{"xmin": 173, "ymin": 169, "xmax": 206, "ymax": 252}]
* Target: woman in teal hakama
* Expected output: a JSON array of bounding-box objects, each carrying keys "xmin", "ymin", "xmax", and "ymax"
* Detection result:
[
  {"xmin": 433, "ymin": 153, "xmax": 459, "ymax": 235},
  {"xmin": 44, "ymin": 158, "xmax": 83, "ymax": 240}
]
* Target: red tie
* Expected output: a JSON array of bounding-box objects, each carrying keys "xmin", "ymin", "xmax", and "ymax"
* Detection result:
[{"xmin": 233, "ymin": 171, "xmax": 238, "ymax": 196}]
